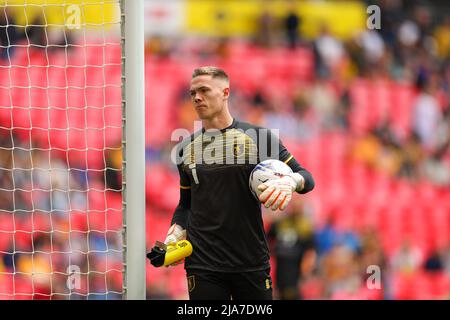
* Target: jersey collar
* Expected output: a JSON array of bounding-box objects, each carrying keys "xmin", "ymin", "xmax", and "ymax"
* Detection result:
[{"xmin": 202, "ymin": 118, "xmax": 237, "ymax": 135}]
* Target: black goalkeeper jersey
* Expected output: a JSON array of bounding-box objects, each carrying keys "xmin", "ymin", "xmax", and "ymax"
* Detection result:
[{"xmin": 171, "ymin": 119, "xmax": 314, "ymax": 273}]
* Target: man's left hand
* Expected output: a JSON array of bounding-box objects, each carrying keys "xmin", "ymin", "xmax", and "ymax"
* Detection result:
[{"xmin": 257, "ymin": 176, "xmax": 297, "ymax": 211}]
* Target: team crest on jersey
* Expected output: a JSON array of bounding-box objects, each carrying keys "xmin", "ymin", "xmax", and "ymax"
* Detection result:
[
  {"xmin": 265, "ymin": 278, "xmax": 271, "ymax": 290},
  {"xmin": 233, "ymin": 143, "xmax": 244, "ymax": 157},
  {"xmin": 187, "ymin": 275, "xmax": 195, "ymax": 292}
]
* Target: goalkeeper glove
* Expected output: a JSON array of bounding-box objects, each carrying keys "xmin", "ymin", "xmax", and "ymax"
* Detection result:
[
  {"xmin": 257, "ymin": 173, "xmax": 305, "ymax": 211},
  {"xmin": 164, "ymin": 224, "xmax": 186, "ymax": 245}
]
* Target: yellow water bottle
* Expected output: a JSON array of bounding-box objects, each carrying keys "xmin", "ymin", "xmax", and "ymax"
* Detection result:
[
  {"xmin": 147, "ymin": 240, "xmax": 193, "ymax": 267},
  {"xmin": 163, "ymin": 240, "xmax": 193, "ymax": 266}
]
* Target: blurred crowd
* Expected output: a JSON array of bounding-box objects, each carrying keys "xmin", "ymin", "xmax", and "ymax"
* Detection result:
[
  {"xmin": 0, "ymin": 7, "xmax": 74, "ymax": 60},
  {"xmin": 267, "ymin": 198, "xmax": 450, "ymax": 299},
  {"xmin": 0, "ymin": 133, "xmax": 122, "ymax": 299},
  {"xmin": 147, "ymin": 0, "xmax": 450, "ymax": 188},
  {"xmin": 0, "ymin": 5, "xmax": 121, "ymax": 299}
]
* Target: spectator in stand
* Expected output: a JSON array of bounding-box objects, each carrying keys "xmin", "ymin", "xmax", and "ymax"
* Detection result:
[
  {"xmin": 391, "ymin": 239, "xmax": 424, "ymax": 275},
  {"xmin": 283, "ymin": 1, "xmax": 301, "ymax": 49},
  {"xmin": 434, "ymin": 15, "xmax": 450, "ymax": 60},
  {"xmin": 267, "ymin": 200, "xmax": 317, "ymax": 299},
  {"xmin": 255, "ymin": 1, "xmax": 276, "ymax": 48},
  {"xmin": 423, "ymin": 247, "xmax": 445, "ymax": 273},
  {"xmin": 412, "ymin": 77, "xmax": 443, "ymax": 151},
  {"xmin": 47, "ymin": 25, "xmax": 75, "ymax": 53},
  {"xmin": 351, "ymin": 124, "xmax": 403, "ymax": 177},
  {"xmin": 307, "ymin": 74, "xmax": 340, "ymax": 130},
  {"xmin": 335, "ymin": 81, "xmax": 352, "ymax": 129},
  {"xmin": 422, "ymin": 145, "xmax": 450, "ymax": 186},
  {"xmin": 398, "ymin": 131, "xmax": 424, "ymax": 181},
  {"xmin": 145, "ymin": 36, "xmax": 170, "ymax": 59},
  {"xmin": 0, "ymin": 136, "xmax": 13, "ymax": 211},
  {"xmin": 413, "ymin": 5, "xmax": 434, "ymax": 46},
  {"xmin": 435, "ymin": 104, "xmax": 450, "ymax": 153},
  {"xmin": 320, "ymin": 243, "xmax": 362, "ymax": 299},
  {"xmin": 358, "ymin": 227, "xmax": 388, "ymax": 298},
  {"xmin": 372, "ymin": 121, "xmax": 404, "ymax": 176},
  {"xmin": 0, "ymin": 8, "xmax": 21, "ymax": 60},
  {"xmin": 26, "ymin": 15, "xmax": 47, "ymax": 51},
  {"xmin": 357, "ymin": 30, "xmax": 385, "ymax": 66},
  {"xmin": 252, "ymin": 88, "xmax": 271, "ymax": 112},
  {"xmin": 291, "ymin": 85, "xmax": 318, "ymax": 139},
  {"xmin": 314, "ymin": 23, "xmax": 345, "ymax": 78},
  {"xmin": 377, "ymin": 0, "xmax": 404, "ymax": 49},
  {"xmin": 397, "ymin": 19, "xmax": 420, "ymax": 51},
  {"xmin": 315, "ymin": 213, "xmax": 360, "ymax": 257},
  {"xmin": 105, "ymin": 146, "xmax": 122, "ymax": 191},
  {"xmin": 213, "ymin": 37, "xmax": 231, "ymax": 60},
  {"xmin": 443, "ymin": 244, "xmax": 450, "ymax": 277}
]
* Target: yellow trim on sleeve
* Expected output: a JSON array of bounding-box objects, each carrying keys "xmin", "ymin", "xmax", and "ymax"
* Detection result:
[
  {"xmin": 284, "ymin": 155, "xmax": 294, "ymax": 164},
  {"xmin": 180, "ymin": 185, "xmax": 192, "ymax": 190}
]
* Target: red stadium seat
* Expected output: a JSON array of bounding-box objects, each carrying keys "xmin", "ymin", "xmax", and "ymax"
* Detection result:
[{"xmin": 392, "ymin": 271, "xmax": 450, "ymax": 300}]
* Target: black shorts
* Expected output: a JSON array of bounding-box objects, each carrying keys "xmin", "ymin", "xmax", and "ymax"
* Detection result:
[{"xmin": 186, "ymin": 268, "xmax": 273, "ymax": 300}]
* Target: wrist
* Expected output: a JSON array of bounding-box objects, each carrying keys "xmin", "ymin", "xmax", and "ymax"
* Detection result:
[
  {"xmin": 165, "ymin": 224, "xmax": 186, "ymax": 244},
  {"xmin": 286, "ymin": 173, "xmax": 305, "ymax": 192}
]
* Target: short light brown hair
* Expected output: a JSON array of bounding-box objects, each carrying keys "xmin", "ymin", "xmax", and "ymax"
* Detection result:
[{"xmin": 192, "ymin": 66, "xmax": 229, "ymax": 83}]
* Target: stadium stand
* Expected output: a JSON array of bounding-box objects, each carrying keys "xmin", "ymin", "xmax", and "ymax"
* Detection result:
[{"xmin": 1, "ymin": 0, "xmax": 450, "ymax": 299}]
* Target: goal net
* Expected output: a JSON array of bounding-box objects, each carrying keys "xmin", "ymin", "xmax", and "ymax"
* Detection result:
[{"xmin": 0, "ymin": 0, "xmax": 124, "ymax": 299}]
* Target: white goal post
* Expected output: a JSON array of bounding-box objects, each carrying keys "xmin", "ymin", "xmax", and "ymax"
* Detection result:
[
  {"xmin": 121, "ymin": 0, "xmax": 146, "ymax": 300},
  {"xmin": 0, "ymin": 0, "xmax": 146, "ymax": 300}
]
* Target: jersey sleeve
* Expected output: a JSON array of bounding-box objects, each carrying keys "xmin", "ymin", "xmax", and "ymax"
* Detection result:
[
  {"xmin": 170, "ymin": 144, "xmax": 191, "ymax": 229},
  {"xmin": 268, "ymin": 130, "xmax": 315, "ymax": 194}
]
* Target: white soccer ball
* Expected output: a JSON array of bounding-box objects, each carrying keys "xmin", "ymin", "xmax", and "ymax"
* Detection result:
[{"xmin": 249, "ymin": 159, "xmax": 293, "ymax": 200}]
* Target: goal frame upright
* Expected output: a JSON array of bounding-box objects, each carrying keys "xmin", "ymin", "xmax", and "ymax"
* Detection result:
[{"xmin": 121, "ymin": 0, "xmax": 146, "ymax": 300}]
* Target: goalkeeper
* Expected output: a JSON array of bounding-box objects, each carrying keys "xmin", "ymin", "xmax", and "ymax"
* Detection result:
[{"xmin": 164, "ymin": 66, "xmax": 314, "ymax": 300}]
